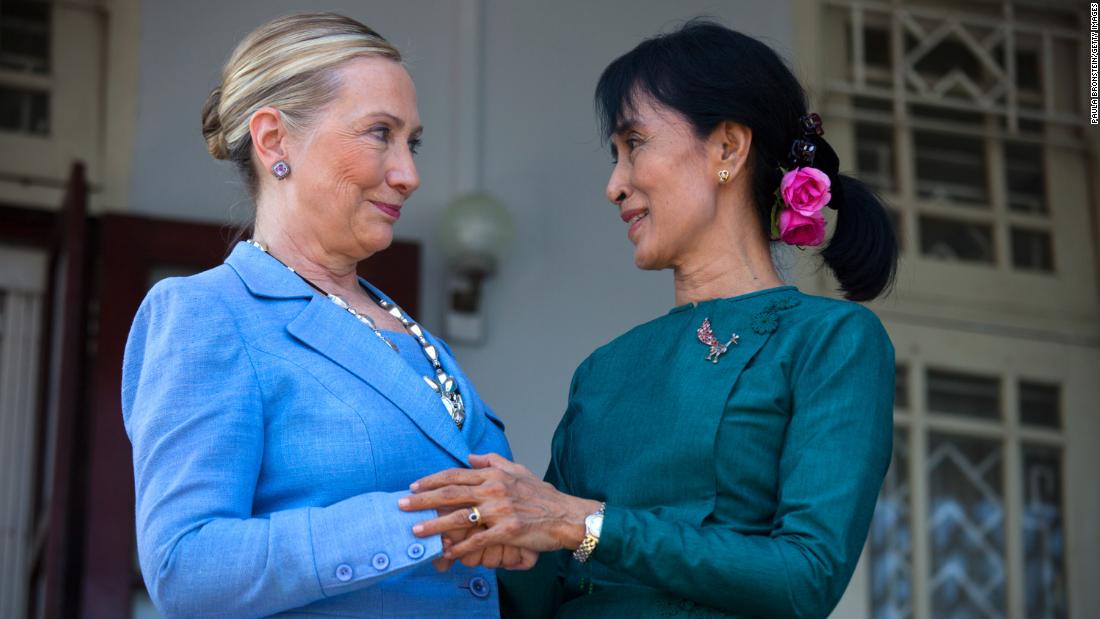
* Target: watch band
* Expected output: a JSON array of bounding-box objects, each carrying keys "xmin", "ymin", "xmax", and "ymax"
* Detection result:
[{"xmin": 572, "ymin": 503, "xmax": 605, "ymax": 563}]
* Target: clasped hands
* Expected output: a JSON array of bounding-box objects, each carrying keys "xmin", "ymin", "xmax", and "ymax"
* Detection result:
[{"xmin": 398, "ymin": 453, "xmax": 602, "ymax": 572}]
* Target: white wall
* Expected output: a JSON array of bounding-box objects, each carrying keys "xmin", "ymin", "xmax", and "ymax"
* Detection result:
[{"xmin": 127, "ymin": 0, "xmax": 794, "ymax": 472}]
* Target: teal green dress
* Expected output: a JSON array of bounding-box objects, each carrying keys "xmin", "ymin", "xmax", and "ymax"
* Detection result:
[{"xmin": 500, "ymin": 286, "xmax": 895, "ymax": 618}]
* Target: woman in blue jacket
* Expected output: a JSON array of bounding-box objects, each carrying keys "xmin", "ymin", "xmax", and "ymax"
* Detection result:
[{"xmin": 121, "ymin": 12, "xmax": 529, "ymax": 618}]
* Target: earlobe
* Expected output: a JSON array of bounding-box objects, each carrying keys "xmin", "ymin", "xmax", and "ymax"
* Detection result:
[{"xmin": 713, "ymin": 121, "xmax": 752, "ymax": 186}]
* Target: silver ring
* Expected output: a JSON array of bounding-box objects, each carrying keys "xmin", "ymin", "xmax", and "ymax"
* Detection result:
[{"xmin": 467, "ymin": 506, "xmax": 482, "ymax": 525}]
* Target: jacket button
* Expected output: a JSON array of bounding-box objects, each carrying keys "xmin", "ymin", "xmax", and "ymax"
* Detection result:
[
  {"xmin": 335, "ymin": 563, "xmax": 353, "ymax": 582},
  {"xmin": 407, "ymin": 543, "xmax": 425, "ymax": 559},
  {"xmin": 372, "ymin": 552, "xmax": 390, "ymax": 571},
  {"xmin": 468, "ymin": 576, "xmax": 490, "ymax": 598}
]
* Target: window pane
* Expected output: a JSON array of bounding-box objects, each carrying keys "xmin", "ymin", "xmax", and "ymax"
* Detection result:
[
  {"xmin": 856, "ymin": 122, "xmax": 897, "ymax": 193},
  {"xmin": 928, "ymin": 432, "xmax": 1006, "ymax": 618},
  {"xmin": 1019, "ymin": 381, "xmax": 1061, "ymax": 429},
  {"xmin": 887, "ymin": 209, "xmax": 903, "ymax": 252},
  {"xmin": 856, "ymin": 95, "xmax": 893, "ymax": 113},
  {"xmin": 914, "ymin": 131, "xmax": 989, "ymax": 207},
  {"xmin": 0, "ymin": 85, "xmax": 49, "ymax": 135},
  {"xmin": 1016, "ymin": 49, "xmax": 1042, "ymax": 94},
  {"xmin": 927, "ymin": 369, "xmax": 1001, "ymax": 419},
  {"xmin": 920, "ymin": 216, "xmax": 995, "ymax": 264},
  {"xmin": 0, "ymin": 292, "xmax": 6, "ymax": 395},
  {"xmin": 864, "ymin": 25, "xmax": 893, "ymax": 87},
  {"xmin": 1022, "ymin": 444, "xmax": 1068, "ymax": 619},
  {"xmin": 911, "ymin": 104, "xmax": 985, "ymax": 126},
  {"xmin": 0, "ymin": 1, "xmax": 50, "ymax": 74},
  {"xmin": 864, "ymin": 26, "xmax": 891, "ymax": 69},
  {"xmin": 912, "ymin": 37, "xmax": 984, "ymax": 84},
  {"xmin": 1005, "ymin": 142, "xmax": 1046, "ymax": 214},
  {"xmin": 1011, "ymin": 228, "xmax": 1054, "ymax": 272},
  {"xmin": 870, "ymin": 426, "xmax": 913, "ymax": 619},
  {"xmin": 895, "ymin": 364, "xmax": 909, "ymax": 410}
]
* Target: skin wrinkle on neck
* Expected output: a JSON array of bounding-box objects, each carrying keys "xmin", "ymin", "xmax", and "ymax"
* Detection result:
[
  {"xmin": 672, "ymin": 178, "xmax": 783, "ymax": 307},
  {"xmin": 254, "ymin": 224, "xmax": 359, "ymax": 290},
  {"xmin": 252, "ymin": 223, "xmax": 406, "ymax": 331}
]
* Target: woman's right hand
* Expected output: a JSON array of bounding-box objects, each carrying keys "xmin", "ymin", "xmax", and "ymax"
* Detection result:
[
  {"xmin": 431, "ymin": 508, "xmax": 538, "ymax": 571},
  {"xmin": 403, "ymin": 454, "xmax": 601, "ymax": 557}
]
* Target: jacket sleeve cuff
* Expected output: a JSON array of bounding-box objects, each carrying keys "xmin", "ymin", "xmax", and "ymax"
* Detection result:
[{"xmin": 308, "ymin": 490, "xmax": 442, "ymax": 597}]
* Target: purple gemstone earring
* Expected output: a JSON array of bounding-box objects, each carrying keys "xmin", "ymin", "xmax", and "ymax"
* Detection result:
[{"xmin": 271, "ymin": 160, "xmax": 291, "ymax": 180}]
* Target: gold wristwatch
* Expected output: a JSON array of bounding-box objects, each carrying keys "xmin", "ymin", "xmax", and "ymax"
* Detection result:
[{"xmin": 572, "ymin": 503, "xmax": 605, "ymax": 563}]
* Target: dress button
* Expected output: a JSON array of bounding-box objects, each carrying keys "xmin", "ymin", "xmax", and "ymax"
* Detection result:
[
  {"xmin": 371, "ymin": 552, "xmax": 390, "ymax": 571},
  {"xmin": 407, "ymin": 543, "xmax": 425, "ymax": 559},
  {"xmin": 334, "ymin": 563, "xmax": 353, "ymax": 582},
  {"xmin": 468, "ymin": 576, "xmax": 490, "ymax": 599}
]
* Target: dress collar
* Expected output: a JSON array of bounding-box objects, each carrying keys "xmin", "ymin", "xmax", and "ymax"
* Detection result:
[{"xmin": 667, "ymin": 284, "xmax": 799, "ymax": 314}]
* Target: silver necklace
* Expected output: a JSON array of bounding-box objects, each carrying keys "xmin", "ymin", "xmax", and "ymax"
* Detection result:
[{"xmin": 246, "ymin": 240, "xmax": 466, "ymax": 429}]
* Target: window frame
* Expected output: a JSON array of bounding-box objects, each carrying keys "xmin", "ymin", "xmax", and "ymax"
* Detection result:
[
  {"xmin": 791, "ymin": 4, "xmax": 1100, "ymax": 617},
  {"xmin": 0, "ymin": 2, "xmax": 105, "ymax": 209},
  {"xmin": 809, "ymin": 0, "xmax": 1097, "ymax": 324},
  {"xmin": 877, "ymin": 357, "xmax": 1069, "ymax": 619}
]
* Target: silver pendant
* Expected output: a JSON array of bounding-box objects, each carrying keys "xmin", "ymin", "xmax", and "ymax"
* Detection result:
[
  {"xmin": 441, "ymin": 391, "xmax": 466, "ymax": 429},
  {"xmin": 424, "ymin": 375, "xmax": 466, "ymax": 429}
]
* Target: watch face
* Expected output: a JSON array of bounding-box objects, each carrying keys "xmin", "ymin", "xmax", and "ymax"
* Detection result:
[{"xmin": 586, "ymin": 513, "xmax": 604, "ymax": 539}]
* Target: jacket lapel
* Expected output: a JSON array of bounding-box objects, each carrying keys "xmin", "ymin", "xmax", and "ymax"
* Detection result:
[
  {"xmin": 437, "ymin": 340, "xmax": 486, "ymax": 443},
  {"xmin": 286, "ymin": 298, "xmax": 472, "ymax": 466},
  {"xmin": 226, "ymin": 242, "xmax": 472, "ymax": 466},
  {"xmin": 225, "ymin": 241, "xmax": 313, "ymax": 300},
  {"xmin": 359, "ymin": 280, "xmax": 484, "ymax": 455}
]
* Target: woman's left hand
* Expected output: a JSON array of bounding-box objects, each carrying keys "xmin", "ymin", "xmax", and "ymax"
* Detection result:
[
  {"xmin": 399, "ymin": 453, "xmax": 602, "ymax": 560},
  {"xmin": 430, "ymin": 518, "xmax": 537, "ymax": 571}
]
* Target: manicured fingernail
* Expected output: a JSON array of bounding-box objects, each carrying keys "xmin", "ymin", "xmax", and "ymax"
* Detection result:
[
  {"xmin": 398, "ymin": 497, "xmax": 410, "ymax": 508},
  {"xmin": 412, "ymin": 524, "xmax": 424, "ymax": 534},
  {"xmin": 409, "ymin": 482, "xmax": 420, "ymax": 491}
]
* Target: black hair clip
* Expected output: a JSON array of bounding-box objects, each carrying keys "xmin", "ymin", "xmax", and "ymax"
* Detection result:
[
  {"xmin": 785, "ymin": 113, "xmax": 825, "ymax": 168},
  {"xmin": 789, "ymin": 139, "xmax": 817, "ymax": 166},
  {"xmin": 800, "ymin": 113, "xmax": 824, "ymax": 137}
]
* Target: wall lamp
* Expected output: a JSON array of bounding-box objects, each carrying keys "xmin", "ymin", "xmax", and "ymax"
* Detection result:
[{"xmin": 438, "ymin": 191, "xmax": 514, "ymax": 344}]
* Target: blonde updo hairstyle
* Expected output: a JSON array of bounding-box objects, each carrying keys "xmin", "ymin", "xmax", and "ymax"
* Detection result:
[{"xmin": 201, "ymin": 12, "xmax": 402, "ymax": 196}]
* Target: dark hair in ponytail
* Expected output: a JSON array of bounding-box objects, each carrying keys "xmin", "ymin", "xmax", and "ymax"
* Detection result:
[{"xmin": 594, "ymin": 19, "xmax": 897, "ymax": 301}]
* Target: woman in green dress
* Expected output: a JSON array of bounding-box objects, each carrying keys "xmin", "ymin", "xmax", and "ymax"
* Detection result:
[{"xmin": 399, "ymin": 20, "xmax": 898, "ymax": 618}]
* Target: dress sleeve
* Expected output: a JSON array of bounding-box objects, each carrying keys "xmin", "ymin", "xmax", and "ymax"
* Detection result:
[
  {"xmin": 121, "ymin": 279, "xmax": 442, "ymax": 619},
  {"xmin": 590, "ymin": 306, "xmax": 895, "ymax": 618}
]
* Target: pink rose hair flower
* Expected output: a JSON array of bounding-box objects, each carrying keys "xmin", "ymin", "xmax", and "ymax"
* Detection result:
[
  {"xmin": 777, "ymin": 208, "xmax": 826, "ymax": 246},
  {"xmin": 779, "ymin": 167, "xmax": 831, "ymax": 216},
  {"xmin": 769, "ymin": 166, "xmax": 833, "ymax": 247}
]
